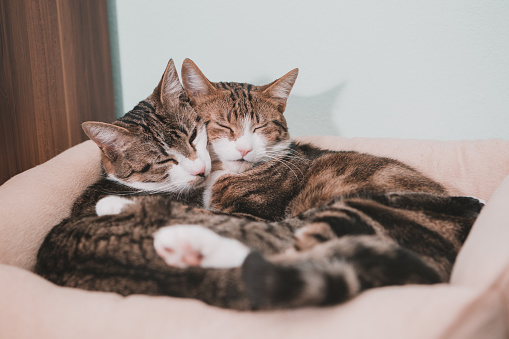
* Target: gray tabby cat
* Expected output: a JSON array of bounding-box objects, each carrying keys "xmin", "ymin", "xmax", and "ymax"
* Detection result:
[{"xmin": 36, "ymin": 59, "xmax": 482, "ymax": 310}]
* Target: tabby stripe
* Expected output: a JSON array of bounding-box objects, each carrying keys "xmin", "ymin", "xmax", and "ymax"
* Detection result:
[
  {"xmin": 167, "ymin": 129, "xmax": 181, "ymax": 141},
  {"xmin": 126, "ymin": 111, "xmax": 144, "ymax": 119},
  {"xmin": 247, "ymin": 84, "xmax": 253, "ymax": 101},
  {"xmin": 320, "ymin": 274, "xmax": 351, "ymax": 306},
  {"xmin": 252, "ymin": 232, "xmax": 279, "ymax": 251},
  {"xmin": 137, "ymin": 123, "xmax": 168, "ymax": 155},
  {"xmin": 152, "ymin": 112, "xmax": 168, "ymax": 125},
  {"xmin": 138, "ymin": 100, "xmax": 155, "ymax": 111},
  {"xmin": 347, "ymin": 200, "xmax": 457, "ymax": 263},
  {"xmin": 218, "ymin": 82, "xmax": 227, "ymax": 90},
  {"xmin": 140, "ymin": 164, "xmax": 151, "ymax": 173},
  {"xmin": 309, "ymin": 233, "xmax": 330, "ymax": 243},
  {"xmin": 312, "ymin": 213, "xmax": 375, "ymax": 237},
  {"xmin": 272, "ymin": 120, "xmax": 288, "ymax": 132}
]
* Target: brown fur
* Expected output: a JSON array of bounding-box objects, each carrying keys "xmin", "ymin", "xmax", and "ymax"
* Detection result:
[
  {"xmin": 177, "ymin": 60, "xmax": 480, "ymax": 308},
  {"xmin": 36, "ymin": 196, "xmax": 297, "ymax": 310},
  {"xmin": 35, "ymin": 192, "xmax": 482, "ymax": 310},
  {"xmin": 71, "ymin": 60, "xmax": 206, "ymax": 216},
  {"xmin": 180, "ymin": 60, "xmax": 446, "ymax": 221},
  {"xmin": 36, "ymin": 60, "xmax": 482, "ymax": 311}
]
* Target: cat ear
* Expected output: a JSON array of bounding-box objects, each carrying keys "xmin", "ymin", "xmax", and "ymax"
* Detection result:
[
  {"xmin": 262, "ymin": 68, "xmax": 299, "ymax": 113},
  {"xmin": 155, "ymin": 59, "xmax": 185, "ymax": 104},
  {"xmin": 82, "ymin": 121, "xmax": 135, "ymax": 160},
  {"xmin": 181, "ymin": 59, "xmax": 217, "ymax": 99}
]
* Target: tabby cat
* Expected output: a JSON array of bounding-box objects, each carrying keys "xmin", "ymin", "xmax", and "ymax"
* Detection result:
[
  {"xmin": 144, "ymin": 59, "xmax": 483, "ymax": 308},
  {"xmin": 36, "ymin": 191, "xmax": 482, "ymax": 310},
  {"xmin": 37, "ymin": 59, "xmax": 482, "ymax": 310},
  {"xmin": 69, "ymin": 59, "xmax": 211, "ymax": 217}
]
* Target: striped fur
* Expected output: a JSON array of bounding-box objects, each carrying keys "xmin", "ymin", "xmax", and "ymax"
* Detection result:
[
  {"xmin": 72, "ymin": 59, "xmax": 210, "ymax": 216},
  {"xmin": 180, "ymin": 60, "xmax": 446, "ymax": 219},
  {"xmin": 36, "ymin": 60, "xmax": 483, "ymax": 310},
  {"xmin": 176, "ymin": 61, "xmax": 481, "ymax": 308},
  {"xmin": 35, "ymin": 192, "xmax": 482, "ymax": 310}
]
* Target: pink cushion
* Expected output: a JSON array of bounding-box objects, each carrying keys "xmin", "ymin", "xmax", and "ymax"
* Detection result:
[
  {"xmin": 1, "ymin": 136, "xmax": 508, "ymax": 339},
  {"xmin": 0, "ymin": 264, "xmax": 502, "ymax": 339}
]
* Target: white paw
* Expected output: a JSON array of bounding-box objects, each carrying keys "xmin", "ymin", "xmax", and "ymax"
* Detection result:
[
  {"xmin": 153, "ymin": 225, "xmax": 249, "ymax": 268},
  {"xmin": 95, "ymin": 196, "xmax": 135, "ymax": 216}
]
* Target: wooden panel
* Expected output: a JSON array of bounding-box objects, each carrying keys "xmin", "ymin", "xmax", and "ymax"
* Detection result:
[{"xmin": 0, "ymin": 0, "xmax": 115, "ymax": 185}]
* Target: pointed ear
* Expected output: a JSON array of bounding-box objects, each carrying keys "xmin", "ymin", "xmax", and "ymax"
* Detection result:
[
  {"xmin": 181, "ymin": 59, "xmax": 217, "ymax": 99},
  {"xmin": 262, "ymin": 68, "xmax": 299, "ymax": 113},
  {"xmin": 82, "ymin": 121, "xmax": 135, "ymax": 160},
  {"xmin": 155, "ymin": 59, "xmax": 185, "ymax": 104}
]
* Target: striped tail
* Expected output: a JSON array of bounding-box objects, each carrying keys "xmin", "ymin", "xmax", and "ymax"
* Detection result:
[{"xmin": 242, "ymin": 235, "xmax": 442, "ymax": 310}]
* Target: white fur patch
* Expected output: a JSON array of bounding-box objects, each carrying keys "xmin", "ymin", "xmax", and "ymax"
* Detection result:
[
  {"xmin": 108, "ymin": 127, "xmax": 211, "ymax": 194},
  {"xmin": 210, "ymin": 118, "xmax": 292, "ymax": 173},
  {"xmin": 203, "ymin": 170, "xmax": 229, "ymax": 209},
  {"xmin": 194, "ymin": 125, "xmax": 212, "ymax": 176},
  {"xmin": 95, "ymin": 196, "xmax": 135, "ymax": 216},
  {"xmin": 153, "ymin": 225, "xmax": 249, "ymax": 268}
]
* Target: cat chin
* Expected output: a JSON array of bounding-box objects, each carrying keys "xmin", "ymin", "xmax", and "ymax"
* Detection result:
[{"xmin": 222, "ymin": 160, "xmax": 256, "ymax": 174}]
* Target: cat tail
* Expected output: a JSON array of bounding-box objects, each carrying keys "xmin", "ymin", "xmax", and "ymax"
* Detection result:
[{"xmin": 241, "ymin": 235, "xmax": 442, "ymax": 310}]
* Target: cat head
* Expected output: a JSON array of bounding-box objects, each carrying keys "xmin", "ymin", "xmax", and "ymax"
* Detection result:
[
  {"xmin": 83, "ymin": 59, "xmax": 211, "ymax": 193},
  {"xmin": 181, "ymin": 59, "xmax": 298, "ymax": 173}
]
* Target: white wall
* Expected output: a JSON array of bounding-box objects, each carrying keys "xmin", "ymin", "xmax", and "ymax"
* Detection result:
[{"xmin": 112, "ymin": 0, "xmax": 509, "ymax": 140}]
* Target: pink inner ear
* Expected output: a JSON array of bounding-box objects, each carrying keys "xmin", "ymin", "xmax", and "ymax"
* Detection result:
[{"xmin": 262, "ymin": 68, "xmax": 299, "ymax": 101}]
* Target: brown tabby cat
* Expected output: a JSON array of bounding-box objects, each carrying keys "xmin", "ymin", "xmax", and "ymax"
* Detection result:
[
  {"xmin": 144, "ymin": 60, "xmax": 482, "ymax": 308},
  {"xmin": 36, "ymin": 59, "xmax": 482, "ymax": 310},
  {"xmin": 36, "ymin": 192, "xmax": 482, "ymax": 310},
  {"xmin": 179, "ymin": 59, "xmax": 446, "ymax": 221},
  {"xmin": 69, "ymin": 59, "xmax": 211, "ymax": 217}
]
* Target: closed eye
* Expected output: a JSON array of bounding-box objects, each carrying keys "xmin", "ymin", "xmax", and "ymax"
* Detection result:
[
  {"xmin": 156, "ymin": 158, "xmax": 178, "ymax": 165},
  {"xmin": 216, "ymin": 122, "xmax": 234, "ymax": 133},
  {"xmin": 253, "ymin": 122, "xmax": 269, "ymax": 133}
]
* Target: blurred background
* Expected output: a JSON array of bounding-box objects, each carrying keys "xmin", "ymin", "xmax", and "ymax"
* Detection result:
[
  {"xmin": 2, "ymin": 0, "xmax": 509, "ymax": 183},
  {"xmin": 110, "ymin": 0, "xmax": 509, "ymax": 139}
]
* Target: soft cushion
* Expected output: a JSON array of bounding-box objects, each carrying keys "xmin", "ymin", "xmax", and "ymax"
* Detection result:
[
  {"xmin": 1, "ymin": 136, "xmax": 508, "ymax": 339},
  {"xmin": 0, "ymin": 264, "xmax": 503, "ymax": 339}
]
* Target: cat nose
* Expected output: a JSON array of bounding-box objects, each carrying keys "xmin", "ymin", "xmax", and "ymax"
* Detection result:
[
  {"xmin": 191, "ymin": 164, "xmax": 206, "ymax": 177},
  {"xmin": 188, "ymin": 158, "xmax": 206, "ymax": 177},
  {"xmin": 236, "ymin": 146, "xmax": 253, "ymax": 158}
]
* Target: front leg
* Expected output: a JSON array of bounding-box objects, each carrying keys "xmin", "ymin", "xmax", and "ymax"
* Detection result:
[
  {"xmin": 95, "ymin": 196, "xmax": 135, "ymax": 216},
  {"xmin": 207, "ymin": 172, "xmax": 292, "ymax": 221}
]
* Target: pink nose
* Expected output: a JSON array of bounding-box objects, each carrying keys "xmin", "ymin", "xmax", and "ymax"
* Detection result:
[
  {"xmin": 237, "ymin": 147, "xmax": 253, "ymax": 158},
  {"xmin": 191, "ymin": 164, "xmax": 206, "ymax": 177}
]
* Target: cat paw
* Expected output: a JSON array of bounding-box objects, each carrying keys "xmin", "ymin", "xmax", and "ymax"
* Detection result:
[
  {"xmin": 153, "ymin": 225, "xmax": 249, "ymax": 268},
  {"xmin": 293, "ymin": 223, "xmax": 335, "ymax": 251},
  {"xmin": 95, "ymin": 196, "xmax": 135, "ymax": 216}
]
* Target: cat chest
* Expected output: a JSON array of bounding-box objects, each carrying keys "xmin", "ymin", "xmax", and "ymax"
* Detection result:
[{"xmin": 206, "ymin": 169, "xmax": 303, "ymax": 221}]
